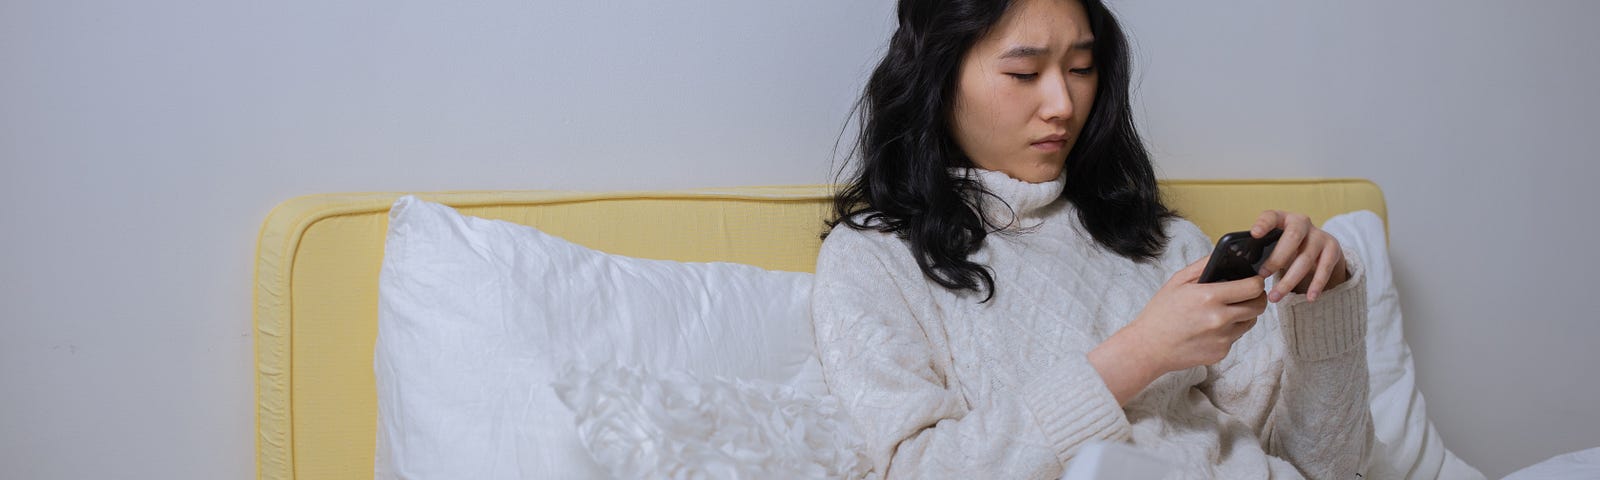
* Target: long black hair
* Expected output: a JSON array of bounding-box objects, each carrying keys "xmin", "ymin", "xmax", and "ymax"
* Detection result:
[{"xmin": 830, "ymin": 0, "xmax": 1175, "ymax": 302}]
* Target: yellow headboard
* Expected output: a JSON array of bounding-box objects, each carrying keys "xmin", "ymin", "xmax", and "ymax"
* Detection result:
[{"xmin": 252, "ymin": 179, "xmax": 1385, "ymax": 479}]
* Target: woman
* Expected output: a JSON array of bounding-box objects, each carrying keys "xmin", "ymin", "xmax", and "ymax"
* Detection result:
[{"xmin": 813, "ymin": 0, "xmax": 1373, "ymax": 478}]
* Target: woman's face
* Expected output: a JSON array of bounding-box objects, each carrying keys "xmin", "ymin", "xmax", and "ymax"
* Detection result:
[{"xmin": 949, "ymin": 0, "xmax": 1098, "ymax": 183}]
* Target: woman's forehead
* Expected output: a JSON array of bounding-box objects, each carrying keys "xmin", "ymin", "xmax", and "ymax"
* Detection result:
[{"xmin": 979, "ymin": 0, "xmax": 1093, "ymax": 56}]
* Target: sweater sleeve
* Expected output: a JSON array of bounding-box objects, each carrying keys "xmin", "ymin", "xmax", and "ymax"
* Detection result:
[
  {"xmin": 812, "ymin": 227, "xmax": 1131, "ymax": 480},
  {"xmin": 1173, "ymin": 220, "xmax": 1376, "ymax": 479}
]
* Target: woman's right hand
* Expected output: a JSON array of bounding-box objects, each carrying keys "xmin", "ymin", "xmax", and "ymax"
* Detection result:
[
  {"xmin": 1133, "ymin": 255, "xmax": 1268, "ymax": 373},
  {"xmin": 1089, "ymin": 256, "xmax": 1267, "ymax": 404}
]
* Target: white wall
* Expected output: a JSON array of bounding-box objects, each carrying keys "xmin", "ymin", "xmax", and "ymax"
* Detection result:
[
  {"xmin": 0, "ymin": 0, "xmax": 1593, "ymax": 478},
  {"xmin": 1115, "ymin": 2, "xmax": 1600, "ymax": 476},
  {"xmin": 0, "ymin": 1, "xmax": 894, "ymax": 478}
]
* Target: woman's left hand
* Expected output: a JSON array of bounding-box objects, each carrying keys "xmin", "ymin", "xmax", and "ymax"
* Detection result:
[{"xmin": 1251, "ymin": 210, "xmax": 1349, "ymax": 302}]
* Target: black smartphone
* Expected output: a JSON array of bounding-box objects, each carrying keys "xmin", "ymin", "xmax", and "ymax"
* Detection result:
[{"xmin": 1198, "ymin": 228, "xmax": 1283, "ymax": 284}]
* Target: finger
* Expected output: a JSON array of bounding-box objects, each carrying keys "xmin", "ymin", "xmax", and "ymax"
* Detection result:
[
  {"xmin": 1251, "ymin": 210, "xmax": 1282, "ymax": 238},
  {"xmin": 1227, "ymin": 317, "xmax": 1259, "ymax": 341},
  {"xmin": 1306, "ymin": 240, "xmax": 1342, "ymax": 301},
  {"xmin": 1261, "ymin": 213, "xmax": 1309, "ymax": 275},
  {"xmin": 1170, "ymin": 255, "xmax": 1209, "ymax": 286},
  {"xmin": 1271, "ymin": 250, "xmax": 1318, "ymax": 302},
  {"xmin": 1222, "ymin": 295, "xmax": 1264, "ymax": 336},
  {"xmin": 1209, "ymin": 275, "xmax": 1267, "ymax": 304},
  {"xmin": 1227, "ymin": 292, "xmax": 1268, "ymax": 317}
]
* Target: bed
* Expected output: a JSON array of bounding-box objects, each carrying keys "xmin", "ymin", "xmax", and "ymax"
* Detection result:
[{"xmin": 252, "ymin": 179, "xmax": 1388, "ymax": 479}]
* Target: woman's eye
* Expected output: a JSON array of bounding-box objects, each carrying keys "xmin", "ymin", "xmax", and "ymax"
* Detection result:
[
  {"xmin": 1069, "ymin": 66, "xmax": 1097, "ymax": 75},
  {"xmin": 1006, "ymin": 73, "xmax": 1039, "ymax": 81}
]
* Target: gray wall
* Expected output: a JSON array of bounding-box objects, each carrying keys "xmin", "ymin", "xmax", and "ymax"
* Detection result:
[
  {"xmin": 1116, "ymin": 2, "xmax": 1600, "ymax": 477},
  {"xmin": 1, "ymin": 0, "xmax": 1594, "ymax": 478}
]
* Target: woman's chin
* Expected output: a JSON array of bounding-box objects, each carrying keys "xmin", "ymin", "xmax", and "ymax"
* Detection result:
[
  {"xmin": 974, "ymin": 158, "xmax": 1065, "ymax": 184},
  {"xmin": 1013, "ymin": 164, "xmax": 1066, "ymax": 184}
]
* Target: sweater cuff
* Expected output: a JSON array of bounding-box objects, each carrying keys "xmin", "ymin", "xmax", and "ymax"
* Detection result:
[
  {"xmin": 1276, "ymin": 246, "xmax": 1369, "ymax": 361},
  {"xmin": 1018, "ymin": 355, "xmax": 1132, "ymax": 467}
]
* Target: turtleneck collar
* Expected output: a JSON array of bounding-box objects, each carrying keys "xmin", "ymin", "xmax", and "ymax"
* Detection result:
[{"xmin": 952, "ymin": 167, "xmax": 1068, "ymax": 231}]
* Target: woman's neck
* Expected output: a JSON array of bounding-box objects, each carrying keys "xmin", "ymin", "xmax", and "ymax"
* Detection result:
[{"xmin": 954, "ymin": 167, "xmax": 1067, "ymax": 231}]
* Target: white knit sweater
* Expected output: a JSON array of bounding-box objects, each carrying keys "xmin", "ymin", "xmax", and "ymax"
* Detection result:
[{"xmin": 812, "ymin": 168, "xmax": 1373, "ymax": 479}]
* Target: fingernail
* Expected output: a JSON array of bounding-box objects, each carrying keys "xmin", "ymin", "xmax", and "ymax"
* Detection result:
[
  {"xmin": 1268, "ymin": 291, "xmax": 1281, "ymax": 302},
  {"xmin": 1258, "ymin": 268, "xmax": 1271, "ymax": 277},
  {"xmin": 1308, "ymin": 291, "xmax": 1319, "ymax": 302}
]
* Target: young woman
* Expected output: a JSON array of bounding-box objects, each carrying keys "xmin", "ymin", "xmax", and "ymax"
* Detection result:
[{"xmin": 813, "ymin": 0, "xmax": 1373, "ymax": 478}]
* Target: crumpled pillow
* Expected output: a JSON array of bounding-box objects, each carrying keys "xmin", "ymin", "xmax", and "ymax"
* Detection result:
[
  {"xmin": 551, "ymin": 362, "xmax": 871, "ymax": 480},
  {"xmin": 374, "ymin": 196, "xmax": 825, "ymax": 479}
]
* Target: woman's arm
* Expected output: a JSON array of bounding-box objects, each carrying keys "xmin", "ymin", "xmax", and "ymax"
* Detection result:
[
  {"xmin": 1086, "ymin": 332, "xmax": 1164, "ymax": 406},
  {"xmin": 813, "ymin": 228, "xmax": 1131, "ymax": 479},
  {"xmin": 1183, "ymin": 213, "xmax": 1376, "ymax": 479},
  {"xmin": 1093, "ymin": 247, "xmax": 1273, "ymax": 406}
]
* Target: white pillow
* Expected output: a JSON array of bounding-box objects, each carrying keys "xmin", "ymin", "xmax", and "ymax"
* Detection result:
[
  {"xmin": 1322, "ymin": 211, "xmax": 1485, "ymax": 480},
  {"xmin": 550, "ymin": 361, "xmax": 871, "ymax": 479},
  {"xmin": 374, "ymin": 196, "xmax": 824, "ymax": 479}
]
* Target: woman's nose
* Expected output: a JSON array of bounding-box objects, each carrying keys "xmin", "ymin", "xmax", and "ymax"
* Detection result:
[{"xmin": 1039, "ymin": 79, "xmax": 1073, "ymax": 122}]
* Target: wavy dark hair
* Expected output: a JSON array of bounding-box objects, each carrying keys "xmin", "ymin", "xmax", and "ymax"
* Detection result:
[{"xmin": 829, "ymin": 0, "xmax": 1175, "ymax": 302}]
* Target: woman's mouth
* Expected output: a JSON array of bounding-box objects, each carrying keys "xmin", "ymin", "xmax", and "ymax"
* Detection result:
[{"xmin": 1030, "ymin": 140, "xmax": 1066, "ymax": 152}]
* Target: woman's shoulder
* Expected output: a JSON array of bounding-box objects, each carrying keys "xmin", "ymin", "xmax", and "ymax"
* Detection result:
[
  {"xmin": 819, "ymin": 214, "xmax": 935, "ymax": 278},
  {"xmin": 814, "ymin": 218, "xmax": 934, "ymax": 299},
  {"xmin": 1162, "ymin": 216, "xmax": 1208, "ymax": 244},
  {"xmin": 1159, "ymin": 215, "xmax": 1213, "ymax": 266},
  {"xmin": 820, "ymin": 216, "xmax": 903, "ymax": 259}
]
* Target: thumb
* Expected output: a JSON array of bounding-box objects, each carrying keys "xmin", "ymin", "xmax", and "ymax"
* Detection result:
[{"xmin": 1168, "ymin": 255, "xmax": 1209, "ymax": 286}]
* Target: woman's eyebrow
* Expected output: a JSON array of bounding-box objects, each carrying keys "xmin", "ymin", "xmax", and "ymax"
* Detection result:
[
  {"xmin": 998, "ymin": 45, "xmax": 1049, "ymax": 59},
  {"xmin": 997, "ymin": 39, "xmax": 1095, "ymax": 59}
]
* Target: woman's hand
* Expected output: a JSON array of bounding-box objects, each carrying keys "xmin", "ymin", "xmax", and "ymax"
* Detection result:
[
  {"xmin": 1090, "ymin": 257, "xmax": 1266, "ymax": 404},
  {"xmin": 1250, "ymin": 210, "xmax": 1349, "ymax": 302}
]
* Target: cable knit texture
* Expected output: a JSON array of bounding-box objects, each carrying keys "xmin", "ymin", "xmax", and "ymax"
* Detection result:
[{"xmin": 812, "ymin": 168, "xmax": 1373, "ymax": 479}]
